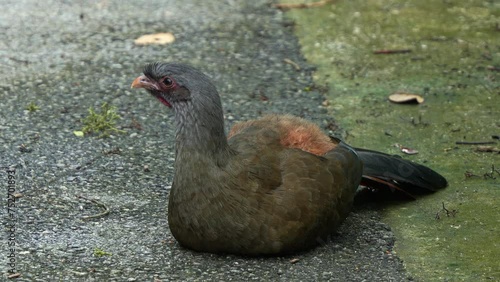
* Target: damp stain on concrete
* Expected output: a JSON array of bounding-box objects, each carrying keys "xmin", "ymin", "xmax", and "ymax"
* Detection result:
[{"xmin": 282, "ymin": 0, "xmax": 499, "ymax": 280}]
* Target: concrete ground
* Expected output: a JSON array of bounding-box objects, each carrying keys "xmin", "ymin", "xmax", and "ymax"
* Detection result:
[{"xmin": 2, "ymin": 1, "xmax": 412, "ymax": 281}]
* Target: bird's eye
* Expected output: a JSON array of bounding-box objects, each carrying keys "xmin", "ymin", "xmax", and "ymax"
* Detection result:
[{"xmin": 163, "ymin": 77, "xmax": 174, "ymax": 87}]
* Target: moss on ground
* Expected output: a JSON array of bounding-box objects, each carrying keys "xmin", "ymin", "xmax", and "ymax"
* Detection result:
[{"xmin": 282, "ymin": 0, "xmax": 499, "ymax": 280}]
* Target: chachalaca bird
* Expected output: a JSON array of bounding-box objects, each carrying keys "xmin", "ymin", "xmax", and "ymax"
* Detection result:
[{"xmin": 131, "ymin": 62, "xmax": 447, "ymax": 255}]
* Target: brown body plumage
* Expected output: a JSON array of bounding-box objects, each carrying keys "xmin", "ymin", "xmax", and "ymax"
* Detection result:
[{"xmin": 168, "ymin": 114, "xmax": 361, "ymax": 254}]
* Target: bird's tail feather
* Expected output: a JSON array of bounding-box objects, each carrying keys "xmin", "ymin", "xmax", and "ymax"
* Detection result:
[{"xmin": 355, "ymin": 147, "xmax": 448, "ymax": 197}]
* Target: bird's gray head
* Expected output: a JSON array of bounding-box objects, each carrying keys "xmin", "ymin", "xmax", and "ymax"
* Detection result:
[
  {"xmin": 131, "ymin": 62, "xmax": 221, "ymax": 111},
  {"xmin": 131, "ymin": 62, "xmax": 227, "ymax": 151}
]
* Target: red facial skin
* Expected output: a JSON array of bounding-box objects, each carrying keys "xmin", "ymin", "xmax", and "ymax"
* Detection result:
[{"xmin": 131, "ymin": 75, "xmax": 176, "ymax": 108}]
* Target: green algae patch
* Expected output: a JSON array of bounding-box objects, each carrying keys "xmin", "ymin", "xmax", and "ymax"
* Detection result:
[{"xmin": 282, "ymin": 0, "xmax": 499, "ymax": 280}]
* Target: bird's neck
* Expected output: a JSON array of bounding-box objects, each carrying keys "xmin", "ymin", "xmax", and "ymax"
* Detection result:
[{"xmin": 172, "ymin": 101, "xmax": 232, "ymax": 165}]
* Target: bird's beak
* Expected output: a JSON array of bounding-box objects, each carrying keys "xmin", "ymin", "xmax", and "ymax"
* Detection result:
[{"xmin": 131, "ymin": 75, "xmax": 159, "ymax": 91}]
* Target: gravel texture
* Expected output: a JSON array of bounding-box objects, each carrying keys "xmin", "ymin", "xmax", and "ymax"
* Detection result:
[{"xmin": 1, "ymin": 0, "xmax": 411, "ymax": 281}]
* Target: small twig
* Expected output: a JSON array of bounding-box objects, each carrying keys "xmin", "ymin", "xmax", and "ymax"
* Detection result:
[
  {"xmin": 464, "ymin": 171, "xmax": 481, "ymax": 179},
  {"xmin": 483, "ymin": 172, "xmax": 495, "ymax": 179},
  {"xmin": 283, "ymin": 58, "xmax": 301, "ymax": 70},
  {"xmin": 486, "ymin": 65, "xmax": 500, "ymax": 72},
  {"xmin": 492, "ymin": 165, "xmax": 500, "ymax": 176},
  {"xmin": 483, "ymin": 165, "xmax": 498, "ymax": 180},
  {"xmin": 413, "ymin": 116, "xmax": 429, "ymax": 127},
  {"xmin": 475, "ymin": 146, "xmax": 500, "ymax": 153},
  {"xmin": 465, "ymin": 165, "xmax": 499, "ymax": 180},
  {"xmin": 373, "ymin": 49, "xmax": 412, "ymax": 55},
  {"xmin": 77, "ymin": 195, "xmax": 110, "ymax": 220},
  {"xmin": 436, "ymin": 202, "xmax": 457, "ymax": 220},
  {"xmin": 274, "ymin": 0, "xmax": 333, "ymax": 10},
  {"xmin": 441, "ymin": 202, "xmax": 450, "ymax": 214},
  {"xmin": 455, "ymin": 141, "xmax": 496, "ymax": 145},
  {"xmin": 8, "ymin": 57, "xmax": 31, "ymax": 65},
  {"xmin": 7, "ymin": 273, "xmax": 21, "ymax": 279}
]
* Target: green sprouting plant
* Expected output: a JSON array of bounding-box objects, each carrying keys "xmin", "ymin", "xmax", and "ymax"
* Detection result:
[
  {"xmin": 82, "ymin": 102, "xmax": 126, "ymax": 138},
  {"xmin": 26, "ymin": 102, "xmax": 40, "ymax": 112},
  {"xmin": 93, "ymin": 248, "xmax": 112, "ymax": 257}
]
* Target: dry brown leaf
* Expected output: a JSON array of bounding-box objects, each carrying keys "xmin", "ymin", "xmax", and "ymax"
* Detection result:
[
  {"xmin": 134, "ymin": 33, "xmax": 175, "ymax": 45},
  {"xmin": 274, "ymin": 0, "xmax": 333, "ymax": 10},
  {"xmin": 388, "ymin": 93, "xmax": 424, "ymax": 104}
]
